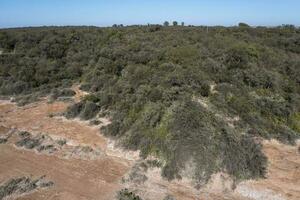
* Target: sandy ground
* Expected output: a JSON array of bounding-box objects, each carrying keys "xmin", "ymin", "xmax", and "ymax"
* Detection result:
[
  {"xmin": 0, "ymin": 89, "xmax": 131, "ymax": 200},
  {"xmin": 234, "ymin": 139, "xmax": 300, "ymax": 200},
  {"xmin": 0, "ymin": 87, "xmax": 299, "ymax": 200},
  {"xmin": 0, "ymin": 101, "xmax": 106, "ymax": 149},
  {"xmin": 0, "ymin": 145, "xmax": 127, "ymax": 200}
]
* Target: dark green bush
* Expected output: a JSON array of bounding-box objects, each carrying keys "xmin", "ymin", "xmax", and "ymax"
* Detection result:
[
  {"xmin": 226, "ymin": 43, "xmax": 259, "ymax": 69},
  {"xmin": 64, "ymin": 102, "xmax": 84, "ymax": 119},
  {"xmin": 83, "ymin": 94, "xmax": 100, "ymax": 103},
  {"xmin": 163, "ymin": 195, "xmax": 176, "ymax": 200},
  {"xmin": 0, "ymin": 176, "xmax": 53, "ymax": 199},
  {"xmin": 50, "ymin": 88, "xmax": 76, "ymax": 101},
  {"xmin": 15, "ymin": 137, "xmax": 42, "ymax": 149},
  {"xmin": 116, "ymin": 189, "xmax": 142, "ymax": 200},
  {"xmin": 199, "ymin": 82, "xmax": 210, "ymax": 97},
  {"xmin": 0, "ymin": 138, "xmax": 8, "ymax": 144},
  {"xmin": 219, "ymin": 129, "xmax": 267, "ymax": 180},
  {"xmin": 79, "ymin": 101, "xmax": 100, "ymax": 120},
  {"xmin": 64, "ymin": 101, "xmax": 100, "ymax": 120}
]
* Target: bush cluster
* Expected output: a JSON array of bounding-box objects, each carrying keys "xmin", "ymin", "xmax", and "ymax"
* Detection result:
[{"xmin": 117, "ymin": 189, "xmax": 142, "ymax": 200}]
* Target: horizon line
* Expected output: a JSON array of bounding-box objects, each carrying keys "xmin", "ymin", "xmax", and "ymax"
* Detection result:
[{"xmin": 1, "ymin": 23, "xmax": 299, "ymax": 30}]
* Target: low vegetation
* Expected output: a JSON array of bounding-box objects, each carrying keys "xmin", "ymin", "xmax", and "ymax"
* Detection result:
[
  {"xmin": 0, "ymin": 138, "xmax": 7, "ymax": 144},
  {"xmin": 15, "ymin": 132, "xmax": 60, "ymax": 154},
  {"xmin": 0, "ymin": 25, "xmax": 299, "ymax": 185},
  {"xmin": 49, "ymin": 88, "xmax": 76, "ymax": 102},
  {"xmin": 0, "ymin": 176, "xmax": 53, "ymax": 200},
  {"xmin": 117, "ymin": 189, "xmax": 142, "ymax": 200}
]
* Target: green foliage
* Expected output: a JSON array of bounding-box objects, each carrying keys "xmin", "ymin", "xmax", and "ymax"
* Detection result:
[
  {"xmin": 64, "ymin": 102, "xmax": 84, "ymax": 119},
  {"xmin": 117, "ymin": 189, "xmax": 142, "ymax": 200},
  {"xmin": 64, "ymin": 101, "xmax": 100, "ymax": 120},
  {"xmin": 50, "ymin": 88, "xmax": 76, "ymax": 101},
  {"xmin": 226, "ymin": 43, "xmax": 259, "ymax": 69},
  {"xmin": 166, "ymin": 46, "xmax": 199, "ymax": 64},
  {"xmin": 199, "ymin": 82, "xmax": 210, "ymax": 97},
  {"xmin": 1, "ymin": 26, "xmax": 299, "ymax": 186},
  {"xmin": 163, "ymin": 195, "xmax": 176, "ymax": 200},
  {"xmin": 238, "ymin": 22, "xmax": 250, "ymax": 28},
  {"xmin": 13, "ymin": 93, "xmax": 41, "ymax": 106},
  {"xmin": 83, "ymin": 94, "xmax": 100, "ymax": 103},
  {"xmin": 79, "ymin": 101, "xmax": 100, "ymax": 120},
  {"xmin": 163, "ymin": 21, "xmax": 169, "ymax": 27},
  {"xmin": 0, "ymin": 176, "xmax": 53, "ymax": 200},
  {"xmin": 219, "ymin": 129, "xmax": 267, "ymax": 180},
  {"xmin": 289, "ymin": 113, "xmax": 300, "ymax": 133}
]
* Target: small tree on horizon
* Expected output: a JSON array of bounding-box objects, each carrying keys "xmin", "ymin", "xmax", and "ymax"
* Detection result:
[
  {"xmin": 173, "ymin": 21, "xmax": 178, "ymax": 26},
  {"xmin": 163, "ymin": 21, "xmax": 169, "ymax": 27},
  {"xmin": 181, "ymin": 22, "xmax": 185, "ymax": 26},
  {"xmin": 238, "ymin": 22, "xmax": 250, "ymax": 28}
]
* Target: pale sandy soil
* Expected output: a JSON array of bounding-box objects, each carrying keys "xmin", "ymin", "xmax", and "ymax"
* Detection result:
[
  {"xmin": 234, "ymin": 139, "xmax": 300, "ymax": 200},
  {"xmin": 0, "ymin": 87, "xmax": 299, "ymax": 200},
  {"xmin": 0, "ymin": 89, "xmax": 130, "ymax": 200},
  {"xmin": 0, "ymin": 145, "xmax": 127, "ymax": 200}
]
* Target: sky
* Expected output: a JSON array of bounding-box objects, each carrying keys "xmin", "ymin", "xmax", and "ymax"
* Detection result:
[{"xmin": 0, "ymin": 0, "xmax": 299, "ymax": 28}]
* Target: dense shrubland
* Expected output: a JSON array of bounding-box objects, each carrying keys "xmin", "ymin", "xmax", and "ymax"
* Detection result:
[{"xmin": 0, "ymin": 25, "xmax": 299, "ymax": 185}]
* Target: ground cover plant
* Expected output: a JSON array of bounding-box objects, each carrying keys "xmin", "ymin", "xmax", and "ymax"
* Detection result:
[
  {"xmin": 0, "ymin": 176, "xmax": 53, "ymax": 200},
  {"xmin": 117, "ymin": 189, "xmax": 143, "ymax": 200}
]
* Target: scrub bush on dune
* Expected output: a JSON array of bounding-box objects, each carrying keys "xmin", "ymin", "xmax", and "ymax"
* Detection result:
[
  {"xmin": 117, "ymin": 189, "xmax": 142, "ymax": 200},
  {"xmin": 0, "ymin": 25, "xmax": 299, "ymax": 185}
]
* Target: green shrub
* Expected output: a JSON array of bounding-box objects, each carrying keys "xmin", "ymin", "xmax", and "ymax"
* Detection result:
[
  {"xmin": 14, "ymin": 94, "xmax": 41, "ymax": 106},
  {"xmin": 16, "ymin": 137, "xmax": 42, "ymax": 149},
  {"xmin": 116, "ymin": 189, "xmax": 142, "ymax": 200},
  {"xmin": 238, "ymin": 22, "xmax": 251, "ymax": 28},
  {"xmin": 226, "ymin": 43, "xmax": 259, "ymax": 69},
  {"xmin": 163, "ymin": 195, "xmax": 176, "ymax": 200},
  {"xmin": 199, "ymin": 82, "xmax": 210, "ymax": 97},
  {"xmin": 289, "ymin": 112, "xmax": 300, "ymax": 133},
  {"xmin": 64, "ymin": 101, "xmax": 100, "ymax": 120},
  {"xmin": 79, "ymin": 101, "xmax": 100, "ymax": 120},
  {"xmin": 0, "ymin": 138, "xmax": 8, "ymax": 144},
  {"xmin": 0, "ymin": 176, "xmax": 54, "ymax": 199},
  {"xmin": 64, "ymin": 102, "xmax": 84, "ymax": 119},
  {"xmin": 50, "ymin": 88, "xmax": 76, "ymax": 101},
  {"xmin": 83, "ymin": 94, "xmax": 100, "ymax": 103},
  {"xmin": 220, "ymin": 129, "xmax": 267, "ymax": 180}
]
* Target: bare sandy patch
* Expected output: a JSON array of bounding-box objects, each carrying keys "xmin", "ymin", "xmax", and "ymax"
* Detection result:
[{"xmin": 235, "ymin": 139, "xmax": 300, "ymax": 200}]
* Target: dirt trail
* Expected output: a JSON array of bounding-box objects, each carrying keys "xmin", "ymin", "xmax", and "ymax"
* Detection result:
[{"xmin": 0, "ymin": 87, "xmax": 299, "ymax": 200}]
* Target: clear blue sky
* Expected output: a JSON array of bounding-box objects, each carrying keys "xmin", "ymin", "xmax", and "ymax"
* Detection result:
[{"xmin": 0, "ymin": 0, "xmax": 299, "ymax": 28}]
